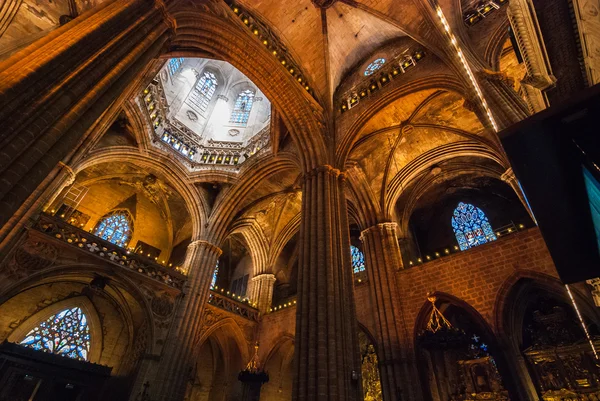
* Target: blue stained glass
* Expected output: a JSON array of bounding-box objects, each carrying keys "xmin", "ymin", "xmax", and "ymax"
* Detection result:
[
  {"xmin": 230, "ymin": 89, "xmax": 255, "ymax": 125},
  {"xmin": 211, "ymin": 261, "xmax": 219, "ymax": 288},
  {"xmin": 351, "ymin": 245, "xmax": 366, "ymax": 274},
  {"xmin": 188, "ymin": 72, "xmax": 218, "ymax": 113},
  {"xmin": 364, "ymin": 58, "xmax": 386, "ymax": 76},
  {"xmin": 168, "ymin": 58, "xmax": 184, "ymax": 76},
  {"xmin": 451, "ymin": 202, "xmax": 496, "ymax": 251},
  {"xmin": 94, "ymin": 211, "xmax": 132, "ymax": 247},
  {"xmin": 20, "ymin": 307, "xmax": 91, "ymax": 361}
]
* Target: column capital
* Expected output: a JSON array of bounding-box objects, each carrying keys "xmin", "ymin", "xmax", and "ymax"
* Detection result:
[
  {"xmin": 187, "ymin": 240, "xmax": 222, "ymax": 257},
  {"xmin": 58, "ymin": 162, "xmax": 76, "ymax": 186},
  {"xmin": 360, "ymin": 222, "xmax": 399, "ymax": 241},
  {"xmin": 305, "ymin": 164, "xmax": 345, "ymax": 180},
  {"xmin": 251, "ymin": 273, "xmax": 276, "ymax": 283},
  {"xmin": 501, "ymin": 167, "xmax": 516, "ymax": 183}
]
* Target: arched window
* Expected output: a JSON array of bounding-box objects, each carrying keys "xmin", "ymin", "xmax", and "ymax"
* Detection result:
[
  {"xmin": 351, "ymin": 245, "xmax": 366, "ymax": 273},
  {"xmin": 168, "ymin": 57, "xmax": 184, "ymax": 76},
  {"xmin": 189, "ymin": 71, "xmax": 218, "ymax": 113},
  {"xmin": 19, "ymin": 307, "xmax": 91, "ymax": 361},
  {"xmin": 451, "ymin": 202, "xmax": 497, "ymax": 251},
  {"xmin": 94, "ymin": 210, "xmax": 133, "ymax": 247},
  {"xmin": 229, "ymin": 89, "xmax": 255, "ymax": 125},
  {"xmin": 364, "ymin": 58, "xmax": 386, "ymax": 76},
  {"xmin": 211, "ymin": 260, "xmax": 219, "ymax": 288}
]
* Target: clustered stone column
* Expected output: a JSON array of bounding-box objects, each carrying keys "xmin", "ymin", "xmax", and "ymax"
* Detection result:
[
  {"xmin": 150, "ymin": 240, "xmax": 222, "ymax": 401},
  {"xmin": 360, "ymin": 222, "xmax": 421, "ymax": 401},
  {"xmin": 249, "ymin": 273, "xmax": 276, "ymax": 314},
  {"xmin": 293, "ymin": 165, "xmax": 361, "ymax": 401},
  {"xmin": 0, "ymin": 0, "xmax": 171, "ymax": 229}
]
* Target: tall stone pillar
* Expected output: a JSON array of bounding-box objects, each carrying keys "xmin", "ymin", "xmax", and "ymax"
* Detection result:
[
  {"xmin": 501, "ymin": 167, "xmax": 536, "ymax": 223},
  {"xmin": 0, "ymin": 0, "xmax": 171, "ymax": 230},
  {"xmin": 293, "ymin": 165, "xmax": 361, "ymax": 401},
  {"xmin": 150, "ymin": 240, "xmax": 222, "ymax": 401},
  {"xmin": 360, "ymin": 222, "xmax": 421, "ymax": 401},
  {"xmin": 249, "ymin": 273, "xmax": 276, "ymax": 314}
]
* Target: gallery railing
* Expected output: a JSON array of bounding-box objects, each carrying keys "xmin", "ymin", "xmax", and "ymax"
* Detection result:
[
  {"xmin": 32, "ymin": 213, "xmax": 187, "ymax": 289},
  {"xmin": 208, "ymin": 290, "xmax": 259, "ymax": 321}
]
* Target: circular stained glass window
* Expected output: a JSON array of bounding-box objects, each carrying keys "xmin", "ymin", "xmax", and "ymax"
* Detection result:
[{"xmin": 364, "ymin": 58, "xmax": 386, "ymax": 76}]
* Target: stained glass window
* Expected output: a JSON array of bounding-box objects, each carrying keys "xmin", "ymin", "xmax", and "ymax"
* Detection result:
[
  {"xmin": 94, "ymin": 210, "xmax": 133, "ymax": 247},
  {"xmin": 230, "ymin": 89, "xmax": 255, "ymax": 125},
  {"xmin": 19, "ymin": 307, "xmax": 91, "ymax": 361},
  {"xmin": 168, "ymin": 58, "xmax": 184, "ymax": 76},
  {"xmin": 211, "ymin": 260, "xmax": 219, "ymax": 289},
  {"xmin": 351, "ymin": 245, "xmax": 366, "ymax": 273},
  {"xmin": 364, "ymin": 58, "xmax": 386, "ymax": 76},
  {"xmin": 451, "ymin": 202, "xmax": 497, "ymax": 251},
  {"xmin": 188, "ymin": 71, "xmax": 218, "ymax": 113}
]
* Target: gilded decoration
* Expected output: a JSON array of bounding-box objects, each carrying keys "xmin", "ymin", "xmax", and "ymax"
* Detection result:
[{"xmin": 359, "ymin": 330, "xmax": 383, "ymax": 401}]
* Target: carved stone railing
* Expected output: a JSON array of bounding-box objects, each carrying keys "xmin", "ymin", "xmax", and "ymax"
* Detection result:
[
  {"xmin": 141, "ymin": 78, "xmax": 271, "ymax": 169},
  {"xmin": 32, "ymin": 214, "xmax": 187, "ymax": 289},
  {"xmin": 208, "ymin": 290, "xmax": 259, "ymax": 321}
]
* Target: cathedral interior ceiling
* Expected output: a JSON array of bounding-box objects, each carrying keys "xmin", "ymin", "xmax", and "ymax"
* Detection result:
[{"xmin": 347, "ymin": 89, "xmax": 492, "ymax": 209}]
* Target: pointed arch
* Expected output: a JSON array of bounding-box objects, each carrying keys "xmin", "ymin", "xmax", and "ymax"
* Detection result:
[{"xmin": 8, "ymin": 296, "xmax": 102, "ymax": 363}]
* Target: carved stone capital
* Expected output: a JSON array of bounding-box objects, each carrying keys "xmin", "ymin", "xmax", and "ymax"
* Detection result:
[
  {"xmin": 501, "ymin": 167, "xmax": 516, "ymax": 183},
  {"xmin": 58, "ymin": 161, "xmax": 76, "ymax": 185},
  {"xmin": 360, "ymin": 222, "xmax": 399, "ymax": 242},
  {"xmin": 187, "ymin": 240, "xmax": 222, "ymax": 257}
]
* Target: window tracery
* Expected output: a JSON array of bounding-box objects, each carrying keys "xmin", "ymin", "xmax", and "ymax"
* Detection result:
[
  {"xmin": 230, "ymin": 89, "xmax": 255, "ymax": 125},
  {"xmin": 188, "ymin": 71, "xmax": 218, "ymax": 113},
  {"xmin": 94, "ymin": 210, "xmax": 133, "ymax": 247},
  {"xmin": 364, "ymin": 58, "xmax": 386, "ymax": 76},
  {"xmin": 168, "ymin": 58, "xmax": 184, "ymax": 76},
  {"xmin": 351, "ymin": 245, "xmax": 366, "ymax": 273},
  {"xmin": 451, "ymin": 202, "xmax": 496, "ymax": 251},
  {"xmin": 19, "ymin": 307, "xmax": 91, "ymax": 361}
]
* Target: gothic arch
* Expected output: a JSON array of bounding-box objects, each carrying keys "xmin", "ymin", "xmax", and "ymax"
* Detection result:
[
  {"xmin": 169, "ymin": 7, "xmax": 328, "ymax": 171},
  {"xmin": 7, "ymin": 295, "xmax": 103, "ymax": 363},
  {"xmin": 72, "ymin": 150, "xmax": 206, "ymax": 240},
  {"xmin": 414, "ymin": 292, "xmax": 520, "ymax": 401},
  {"xmin": 494, "ymin": 272, "xmax": 600, "ymax": 347},
  {"xmin": 384, "ymin": 143, "xmax": 508, "ymax": 221},
  {"xmin": 394, "ymin": 159, "xmax": 506, "ymax": 236}
]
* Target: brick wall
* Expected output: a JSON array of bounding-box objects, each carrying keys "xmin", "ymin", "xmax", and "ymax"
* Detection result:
[
  {"xmin": 396, "ymin": 227, "xmax": 559, "ymax": 341},
  {"xmin": 259, "ymin": 228, "xmax": 564, "ymax": 373}
]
